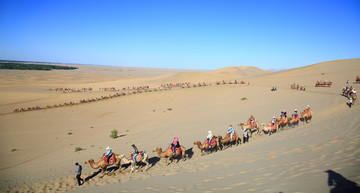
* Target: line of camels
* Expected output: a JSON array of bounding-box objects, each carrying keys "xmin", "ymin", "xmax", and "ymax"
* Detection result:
[
  {"xmin": 12, "ymin": 80, "xmax": 247, "ymax": 113},
  {"xmin": 85, "ymin": 108, "xmax": 313, "ymax": 178}
]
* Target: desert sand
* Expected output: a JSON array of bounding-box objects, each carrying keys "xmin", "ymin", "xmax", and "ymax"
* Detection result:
[{"xmin": 0, "ymin": 59, "xmax": 359, "ymax": 193}]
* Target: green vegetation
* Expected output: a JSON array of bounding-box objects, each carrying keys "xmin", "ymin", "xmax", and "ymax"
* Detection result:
[
  {"xmin": 0, "ymin": 60, "xmax": 78, "ymax": 71},
  {"xmin": 75, "ymin": 147, "xmax": 83, "ymax": 152},
  {"xmin": 167, "ymin": 108, "xmax": 173, "ymax": 111},
  {"xmin": 110, "ymin": 129, "xmax": 118, "ymax": 139},
  {"xmin": 241, "ymin": 97, "xmax": 247, "ymax": 101},
  {"xmin": 68, "ymin": 132, "xmax": 73, "ymax": 135},
  {"xmin": 11, "ymin": 148, "xmax": 17, "ymax": 152}
]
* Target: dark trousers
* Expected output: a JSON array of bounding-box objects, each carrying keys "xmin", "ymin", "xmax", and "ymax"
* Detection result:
[
  {"xmin": 243, "ymin": 136, "xmax": 249, "ymax": 143},
  {"xmin": 76, "ymin": 174, "xmax": 84, "ymax": 186}
]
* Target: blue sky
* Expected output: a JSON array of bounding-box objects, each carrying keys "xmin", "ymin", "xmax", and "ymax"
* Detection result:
[{"xmin": 0, "ymin": 0, "xmax": 359, "ymax": 70}]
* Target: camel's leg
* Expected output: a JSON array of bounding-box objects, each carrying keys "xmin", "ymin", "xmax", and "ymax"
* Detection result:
[
  {"xmin": 100, "ymin": 167, "xmax": 106, "ymax": 178},
  {"xmin": 143, "ymin": 160, "xmax": 149, "ymax": 171},
  {"xmin": 117, "ymin": 164, "xmax": 122, "ymax": 173}
]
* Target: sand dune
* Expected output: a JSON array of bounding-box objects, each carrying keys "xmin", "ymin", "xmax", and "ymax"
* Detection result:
[{"xmin": 0, "ymin": 59, "xmax": 359, "ymax": 192}]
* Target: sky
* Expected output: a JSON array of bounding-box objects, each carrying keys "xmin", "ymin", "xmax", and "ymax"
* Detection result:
[{"xmin": 0, "ymin": 0, "xmax": 359, "ymax": 70}]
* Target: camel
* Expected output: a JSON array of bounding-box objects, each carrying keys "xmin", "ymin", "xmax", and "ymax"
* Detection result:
[
  {"xmin": 217, "ymin": 133, "xmax": 241, "ymax": 148},
  {"xmin": 118, "ymin": 152, "xmax": 150, "ymax": 173},
  {"xmin": 85, "ymin": 154, "xmax": 121, "ymax": 177},
  {"xmin": 260, "ymin": 123, "xmax": 277, "ymax": 135},
  {"xmin": 193, "ymin": 137, "xmax": 220, "ymax": 153},
  {"xmin": 238, "ymin": 122, "xmax": 260, "ymax": 137},
  {"xmin": 287, "ymin": 115, "xmax": 299, "ymax": 127},
  {"xmin": 276, "ymin": 116, "xmax": 287, "ymax": 129},
  {"xmin": 153, "ymin": 145, "xmax": 187, "ymax": 164},
  {"xmin": 301, "ymin": 110, "xmax": 313, "ymax": 123}
]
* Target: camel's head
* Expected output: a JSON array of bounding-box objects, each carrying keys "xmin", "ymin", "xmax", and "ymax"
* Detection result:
[
  {"xmin": 217, "ymin": 135, "xmax": 222, "ymax": 140},
  {"xmin": 193, "ymin": 141, "xmax": 200, "ymax": 145},
  {"xmin": 85, "ymin": 159, "xmax": 94, "ymax": 164},
  {"xmin": 118, "ymin": 154, "xmax": 125, "ymax": 159},
  {"xmin": 153, "ymin": 147, "xmax": 162, "ymax": 153},
  {"xmin": 239, "ymin": 123, "xmax": 245, "ymax": 126}
]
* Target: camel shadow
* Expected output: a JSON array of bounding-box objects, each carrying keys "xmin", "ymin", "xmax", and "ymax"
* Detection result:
[
  {"xmin": 147, "ymin": 157, "xmax": 160, "ymax": 169},
  {"xmin": 185, "ymin": 147, "xmax": 194, "ymax": 159},
  {"xmin": 84, "ymin": 165, "xmax": 123, "ymax": 181},
  {"xmin": 84, "ymin": 170, "xmax": 101, "ymax": 181},
  {"xmin": 325, "ymin": 170, "xmax": 360, "ymax": 193}
]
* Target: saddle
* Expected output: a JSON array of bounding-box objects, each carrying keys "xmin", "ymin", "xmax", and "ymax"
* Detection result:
[
  {"xmin": 293, "ymin": 116, "xmax": 298, "ymax": 122},
  {"xmin": 170, "ymin": 147, "xmax": 182, "ymax": 155},
  {"xmin": 131, "ymin": 151, "xmax": 144, "ymax": 162},
  {"xmin": 207, "ymin": 137, "xmax": 217, "ymax": 147},
  {"xmin": 226, "ymin": 133, "xmax": 237, "ymax": 142},
  {"xmin": 103, "ymin": 153, "xmax": 116, "ymax": 165}
]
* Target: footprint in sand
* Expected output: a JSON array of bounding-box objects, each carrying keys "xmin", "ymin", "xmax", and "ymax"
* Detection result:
[
  {"xmin": 229, "ymin": 182, "xmax": 246, "ymax": 187},
  {"xmin": 202, "ymin": 179, "xmax": 214, "ymax": 183}
]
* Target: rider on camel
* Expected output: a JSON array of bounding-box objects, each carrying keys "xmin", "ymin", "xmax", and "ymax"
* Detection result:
[
  {"xmin": 131, "ymin": 144, "xmax": 139, "ymax": 163},
  {"xmin": 171, "ymin": 137, "xmax": 180, "ymax": 155},
  {"xmin": 248, "ymin": 115, "xmax": 256, "ymax": 127},
  {"xmin": 281, "ymin": 110, "xmax": 287, "ymax": 119},
  {"xmin": 227, "ymin": 125, "xmax": 235, "ymax": 141},
  {"xmin": 270, "ymin": 116, "xmax": 276, "ymax": 128},
  {"xmin": 104, "ymin": 146, "xmax": 113, "ymax": 166},
  {"xmin": 293, "ymin": 109, "xmax": 298, "ymax": 121},
  {"xmin": 207, "ymin": 130, "xmax": 213, "ymax": 148}
]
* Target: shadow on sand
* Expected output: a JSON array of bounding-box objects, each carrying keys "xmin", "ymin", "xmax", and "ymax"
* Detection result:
[{"xmin": 325, "ymin": 170, "xmax": 360, "ymax": 193}]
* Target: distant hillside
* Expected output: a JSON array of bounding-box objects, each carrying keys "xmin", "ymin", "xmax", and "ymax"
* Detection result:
[
  {"xmin": 0, "ymin": 60, "xmax": 78, "ymax": 71},
  {"xmin": 207, "ymin": 66, "xmax": 272, "ymax": 77}
]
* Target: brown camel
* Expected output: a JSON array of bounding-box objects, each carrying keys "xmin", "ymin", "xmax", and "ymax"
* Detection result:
[
  {"xmin": 193, "ymin": 137, "xmax": 220, "ymax": 153},
  {"xmin": 260, "ymin": 123, "xmax": 276, "ymax": 135},
  {"xmin": 301, "ymin": 110, "xmax": 313, "ymax": 123},
  {"xmin": 153, "ymin": 146, "xmax": 187, "ymax": 164},
  {"xmin": 238, "ymin": 122, "xmax": 260, "ymax": 137},
  {"xmin": 118, "ymin": 152, "xmax": 150, "ymax": 173},
  {"xmin": 217, "ymin": 132, "xmax": 241, "ymax": 148},
  {"xmin": 85, "ymin": 154, "xmax": 121, "ymax": 177},
  {"xmin": 276, "ymin": 116, "xmax": 287, "ymax": 129},
  {"xmin": 287, "ymin": 115, "xmax": 299, "ymax": 127}
]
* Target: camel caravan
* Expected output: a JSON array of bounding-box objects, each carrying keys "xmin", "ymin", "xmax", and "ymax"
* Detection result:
[
  {"xmin": 342, "ymin": 86, "xmax": 357, "ymax": 101},
  {"xmin": 290, "ymin": 83, "xmax": 306, "ymax": 91},
  {"xmin": 315, "ymin": 80, "xmax": 332, "ymax": 87},
  {"xmin": 83, "ymin": 106, "xmax": 313, "ymax": 179},
  {"xmin": 49, "ymin": 87, "xmax": 93, "ymax": 93},
  {"xmin": 12, "ymin": 80, "xmax": 248, "ymax": 114},
  {"xmin": 216, "ymin": 80, "xmax": 246, "ymax": 85}
]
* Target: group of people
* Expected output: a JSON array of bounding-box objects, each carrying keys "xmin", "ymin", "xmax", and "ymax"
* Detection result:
[
  {"xmin": 343, "ymin": 85, "xmax": 357, "ymax": 108},
  {"xmin": 290, "ymin": 83, "xmax": 306, "ymax": 91},
  {"xmin": 13, "ymin": 80, "xmax": 235, "ymax": 114},
  {"xmin": 315, "ymin": 80, "xmax": 332, "ymax": 87},
  {"xmin": 216, "ymin": 80, "xmax": 247, "ymax": 85},
  {"xmin": 75, "ymin": 105, "xmax": 312, "ymax": 186},
  {"xmin": 49, "ymin": 87, "xmax": 93, "ymax": 93}
]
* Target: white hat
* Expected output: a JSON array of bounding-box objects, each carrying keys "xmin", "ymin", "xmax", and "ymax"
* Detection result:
[
  {"xmin": 208, "ymin": 130, "xmax": 211, "ymax": 133},
  {"xmin": 106, "ymin": 146, "xmax": 111, "ymax": 150},
  {"xmin": 295, "ymin": 109, "xmax": 297, "ymax": 111},
  {"xmin": 273, "ymin": 116, "xmax": 276, "ymax": 119}
]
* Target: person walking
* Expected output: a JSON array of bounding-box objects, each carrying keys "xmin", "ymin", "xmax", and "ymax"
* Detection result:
[{"xmin": 75, "ymin": 162, "xmax": 84, "ymax": 186}]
